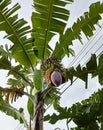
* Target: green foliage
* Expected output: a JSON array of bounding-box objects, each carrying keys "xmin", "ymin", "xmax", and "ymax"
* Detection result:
[
  {"xmin": 0, "ymin": 93, "xmax": 28, "ymax": 127},
  {"xmin": 33, "ymin": 69, "xmax": 42, "ymax": 90},
  {"xmin": 53, "ymin": 2, "xmax": 103, "ymax": 59},
  {"xmin": 31, "ymin": 0, "xmax": 73, "ymax": 59},
  {"xmin": 0, "ymin": 0, "xmax": 36, "ymax": 69},
  {"xmin": 0, "ymin": 51, "xmax": 33, "ymax": 87},
  {"xmin": 0, "ymin": 45, "xmax": 10, "ymax": 58},
  {"xmin": 27, "ymin": 98, "xmax": 34, "ymax": 120},
  {"xmin": 66, "ymin": 54, "xmax": 103, "ymax": 88},
  {"xmin": 44, "ymin": 88, "xmax": 103, "ymax": 130},
  {"xmin": 98, "ymin": 54, "xmax": 103, "ymax": 85},
  {"xmin": 0, "ymin": 56, "xmax": 11, "ymax": 69},
  {"xmin": 0, "ymin": 0, "xmax": 103, "ymax": 129},
  {"xmin": 44, "ymin": 87, "xmax": 60, "ymax": 109}
]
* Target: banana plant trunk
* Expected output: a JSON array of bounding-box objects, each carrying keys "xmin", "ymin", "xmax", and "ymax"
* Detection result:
[{"xmin": 34, "ymin": 92, "xmax": 44, "ymax": 130}]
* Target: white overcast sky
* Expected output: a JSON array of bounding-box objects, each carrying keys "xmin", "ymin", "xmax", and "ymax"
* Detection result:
[{"xmin": 0, "ymin": 0, "xmax": 103, "ymax": 130}]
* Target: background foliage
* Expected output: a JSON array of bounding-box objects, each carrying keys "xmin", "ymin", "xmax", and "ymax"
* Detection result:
[{"xmin": 0, "ymin": 0, "xmax": 103, "ymax": 130}]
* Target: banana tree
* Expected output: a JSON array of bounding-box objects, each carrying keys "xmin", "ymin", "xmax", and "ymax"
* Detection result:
[{"xmin": 0, "ymin": 0, "xmax": 103, "ymax": 130}]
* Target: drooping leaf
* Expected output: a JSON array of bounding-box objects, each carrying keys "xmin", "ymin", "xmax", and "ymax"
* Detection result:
[
  {"xmin": 0, "ymin": 86, "xmax": 24, "ymax": 103},
  {"xmin": 0, "ymin": 96, "xmax": 28, "ymax": 127}
]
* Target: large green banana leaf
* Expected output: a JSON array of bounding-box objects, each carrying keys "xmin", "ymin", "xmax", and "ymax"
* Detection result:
[
  {"xmin": 31, "ymin": 0, "xmax": 73, "ymax": 59},
  {"xmin": 0, "ymin": 0, "xmax": 36, "ymax": 70},
  {"xmin": 52, "ymin": 2, "xmax": 103, "ymax": 59}
]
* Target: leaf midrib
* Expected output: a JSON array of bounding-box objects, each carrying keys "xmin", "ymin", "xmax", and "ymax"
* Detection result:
[
  {"xmin": 0, "ymin": 100, "xmax": 28, "ymax": 127},
  {"xmin": 0, "ymin": 9, "xmax": 34, "ymax": 71},
  {"xmin": 42, "ymin": 0, "xmax": 53, "ymax": 60},
  {"xmin": 0, "ymin": 61, "xmax": 33, "ymax": 87}
]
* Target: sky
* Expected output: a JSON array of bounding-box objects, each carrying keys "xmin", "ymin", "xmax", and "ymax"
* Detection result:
[{"xmin": 0, "ymin": 0, "xmax": 103, "ymax": 130}]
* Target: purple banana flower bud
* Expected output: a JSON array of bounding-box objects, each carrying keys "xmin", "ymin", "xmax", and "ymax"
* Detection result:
[{"xmin": 51, "ymin": 71, "xmax": 62, "ymax": 86}]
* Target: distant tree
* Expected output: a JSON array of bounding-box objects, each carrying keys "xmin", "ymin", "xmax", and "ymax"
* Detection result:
[{"xmin": 0, "ymin": 0, "xmax": 103, "ymax": 130}]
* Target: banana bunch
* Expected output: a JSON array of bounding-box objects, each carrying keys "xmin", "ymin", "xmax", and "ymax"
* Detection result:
[{"xmin": 40, "ymin": 57, "xmax": 67, "ymax": 86}]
